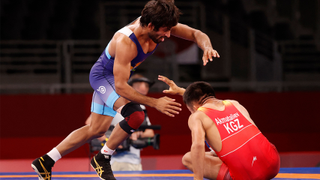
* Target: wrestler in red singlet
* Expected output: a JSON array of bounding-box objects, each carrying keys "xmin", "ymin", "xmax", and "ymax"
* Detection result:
[{"xmin": 198, "ymin": 100, "xmax": 280, "ymax": 180}]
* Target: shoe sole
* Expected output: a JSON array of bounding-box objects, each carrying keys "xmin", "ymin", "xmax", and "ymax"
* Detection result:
[{"xmin": 31, "ymin": 164, "xmax": 47, "ymax": 180}]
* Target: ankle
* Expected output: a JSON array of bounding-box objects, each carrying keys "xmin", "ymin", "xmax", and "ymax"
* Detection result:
[
  {"xmin": 47, "ymin": 148, "xmax": 61, "ymax": 162},
  {"xmin": 100, "ymin": 145, "xmax": 115, "ymax": 155}
]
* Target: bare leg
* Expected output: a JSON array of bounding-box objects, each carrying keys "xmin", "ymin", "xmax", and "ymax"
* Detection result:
[
  {"xmin": 182, "ymin": 151, "xmax": 223, "ymax": 180},
  {"xmin": 56, "ymin": 112, "xmax": 113, "ymax": 156},
  {"xmin": 106, "ymin": 123, "xmax": 130, "ymax": 149},
  {"xmin": 104, "ymin": 97, "xmax": 131, "ymax": 150}
]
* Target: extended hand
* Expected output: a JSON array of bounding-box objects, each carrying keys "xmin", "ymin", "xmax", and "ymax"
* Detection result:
[
  {"xmin": 158, "ymin": 75, "xmax": 185, "ymax": 96},
  {"xmin": 202, "ymin": 47, "xmax": 220, "ymax": 66},
  {"xmin": 155, "ymin": 96, "xmax": 181, "ymax": 117}
]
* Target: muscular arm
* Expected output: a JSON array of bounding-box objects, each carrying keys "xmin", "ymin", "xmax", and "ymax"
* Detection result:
[
  {"xmin": 113, "ymin": 38, "xmax": 181, "ymax": 117},
  {"xmin": 171, "ymin": 23, "xmax": 220, "ymax": 66},
  {"xmin": 188, "ymin": 113, "xmax": 206, "ymax": 180},
  {"xmin": 113, "ymin": 38, "xmax": 155, "ymax": 105}
]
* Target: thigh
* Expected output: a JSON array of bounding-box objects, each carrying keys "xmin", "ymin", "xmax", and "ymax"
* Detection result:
[
  {"xmin": 91, "ymin": 91, "xmax": 118, "ymax": 117},
  {"xmin": 89, "ymin": 69, "xmax": 129, "ymax": 113},
  {"xmin": 113, "ymin": 96, "xmax": 130, "ymax": 112},
  {"xmin": 88, "ymin": 112, "xmax": 114, "ymax": 134},
  {"xmin": 203, "ymin": 152, "xmax": 224, "ymax": 180},
  {"xmin": 183, "ymin": 151, "xmax": 224, "ymax": 180},
  {"xmin": 90, "ymin": 65, "xmax": 120, "ymax": 113}
]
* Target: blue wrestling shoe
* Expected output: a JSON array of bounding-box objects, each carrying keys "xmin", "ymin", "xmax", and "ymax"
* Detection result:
[
  {"xmin": 91, "ymin": 151, "xmax": 116, "ymax": 180},
  {"xmin": 31, "ymin": 155, "xmax": 55, "ymax": 180}
]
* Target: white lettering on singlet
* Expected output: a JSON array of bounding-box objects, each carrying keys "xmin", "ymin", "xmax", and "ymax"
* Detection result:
[
  {"xmin": 214, "ymin": 112, "xmax": 243, "ymax": 134},
  {"xmin": 223, "ymin": 119, "xmax": 244, "ymax": 134},
  {"xmin": 215, "ymin": 112, "xmax": 239, "ymax": 125}
]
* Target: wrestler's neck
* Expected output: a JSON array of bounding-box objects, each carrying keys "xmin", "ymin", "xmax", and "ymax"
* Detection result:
[
  {"xmin": 128, "ymin": 24, "xmax": 154, "ymax": 44},
  {"xmin": 200, "ymin": 98, "xmax": 225, "ymax": 111}
]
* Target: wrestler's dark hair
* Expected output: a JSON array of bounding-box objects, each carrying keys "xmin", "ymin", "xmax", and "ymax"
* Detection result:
[
  {"xmin": 140, "ymin": 0, "xmax": 181, "ymax": 31},
  {"xmin": 183, "ymin": 81, "xmax": 216, "ymax": 107}
]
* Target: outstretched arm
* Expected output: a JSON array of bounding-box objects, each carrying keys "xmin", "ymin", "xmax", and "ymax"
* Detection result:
[
  {"xmin": 158, "ymin": 75, "xmax": 185, "ymax": 96},
  {"xmin": 171, "ymin": 23, "xmax": 220, "ymax": 66}
]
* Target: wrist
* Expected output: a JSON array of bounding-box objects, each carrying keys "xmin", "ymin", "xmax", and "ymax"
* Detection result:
[
  {"xmin": 179, "ymin": 88, "xmax": 185, "ymax": 96},
  {"xmin": 146, "ymin": 97, "xmax": 158, "ymax": 108}
]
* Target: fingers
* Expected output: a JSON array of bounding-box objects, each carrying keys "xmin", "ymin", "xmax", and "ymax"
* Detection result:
[
  {"xmin": 165, "ymin": 109, "xmax": 179, "ymax": 117},
  {"xmin": 202, "ymin": 48, "xmax": 220, "ymax": 66},
  {"xmin": 158, "ymin": 75, "xmax": 167, "ymax": 82},
  {"xmin": 158, "ymin": 96, "xmax": 182, "ymax": 117},
  {"xmin": 168, "ymin": 103, "xmax": 182, "ymax": 111},
  {"xmin": 164, "ymin": 105, "xmax": 181, "ymax": 117},
  {"xmin": 158, "ymin": 75, "xmax": 166, "ymax": 81},
  {"xmin": 165, "ymin": 100, "xmax": 181, "ymax": 117},
  {"xmin": 169, "ymin": 100, "xmax": 182, "ymax": 108},
  {"xmin": 202, "ymin": 56, "xmax": 208, "ymax": 66},
  {"xmin": 163, "ymin": 90, "xmax": 174, "ymax": 94},
  {"xmin": 158, "ymin": 75, "xmax": 172, "ymax": 85},
  {"xmin": 163, "ymin": 96, "xmax": 181, "ymax": 105},
  {"xmin": 164, "ymin": 111, "xmax": 175, "ymax": 117},
  {"xmin": 159, "ymin": 75, "xmax": 181, "ymax": 95}
]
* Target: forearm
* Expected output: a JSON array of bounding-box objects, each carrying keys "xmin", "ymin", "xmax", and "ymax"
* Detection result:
[
  {"xmin": 193, "ymin": 30, "xmax": 213, "ymax": 51},
  {"xmin": 191, "ymin": 143, "xmax": 205, "ymax": 180},
  {"xmin": 116, "ymin": 83, "xmax": 157, "ymax": 108}
]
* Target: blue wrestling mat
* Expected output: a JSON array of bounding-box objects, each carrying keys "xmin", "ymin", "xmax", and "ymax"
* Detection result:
[{"xmin": 0, "ymin": 168, "xmax": 319, "ymax": 180}]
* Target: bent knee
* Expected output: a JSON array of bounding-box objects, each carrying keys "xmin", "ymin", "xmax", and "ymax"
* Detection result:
[
  {"xmin": 182, "ymin": 152, "xmax": 192, "ymax": 167},
  {"xmin": 121, "ymin": 102, "xmax": 145, "ymax": 129},
  {"xmin": 126, "ymin": 110, "xmax": 145, "ymax": 129}
]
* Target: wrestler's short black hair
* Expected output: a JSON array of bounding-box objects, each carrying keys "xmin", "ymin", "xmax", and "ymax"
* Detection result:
[
  {"xmin": 140, "ymin": 0, "xmax": 181, "ymax": 31},
  {"xmin": 183, "ymin": 81, "xmax": 215, "ymax": 107}
]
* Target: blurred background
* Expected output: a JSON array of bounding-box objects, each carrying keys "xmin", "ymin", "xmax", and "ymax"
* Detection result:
[{"xmin": 0, "ymin": 0, "xmax": 319, "ymax": 171}]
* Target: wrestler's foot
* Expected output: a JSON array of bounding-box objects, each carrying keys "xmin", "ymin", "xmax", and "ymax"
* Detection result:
[
  {"xmin": 91, "ymin": 151, "xmax": 116, "ymax": 180},
  {"xmin": 31, "ymin": 155, "xmax": 55, "ymax": 180}
]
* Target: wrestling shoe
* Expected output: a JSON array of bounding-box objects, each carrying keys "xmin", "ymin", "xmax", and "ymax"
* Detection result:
[
  {"xmin": 31, "ymin": 155, "xmax": 55, "ymax": 180},
  {"xmin": 90, "ymin": 151, "xmax": 116, "ymax": 180}
]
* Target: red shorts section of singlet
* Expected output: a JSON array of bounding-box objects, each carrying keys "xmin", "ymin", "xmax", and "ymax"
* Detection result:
[{"xmin": 217, "ymin": 163, "xmax": 232, "ymax": 180}]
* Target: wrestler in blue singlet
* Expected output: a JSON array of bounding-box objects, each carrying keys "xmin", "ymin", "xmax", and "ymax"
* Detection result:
[{"xmin": 89, "ymin": 26, "xmax": 158, "ymax": 117}]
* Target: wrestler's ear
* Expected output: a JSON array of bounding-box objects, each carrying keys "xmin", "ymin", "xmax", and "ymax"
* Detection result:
[{"xmin": 147, "ymin": 23, "xmax": 155, "ymax": 31}]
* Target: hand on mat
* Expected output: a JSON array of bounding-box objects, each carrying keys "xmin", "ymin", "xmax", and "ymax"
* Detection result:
[
  {"xmin": 158, "ymin": 75, "xmax": 185, "ymax": 96},
  {"xmin": 155, "ymin": 96, "xmax": 181, "ymax": 117}
]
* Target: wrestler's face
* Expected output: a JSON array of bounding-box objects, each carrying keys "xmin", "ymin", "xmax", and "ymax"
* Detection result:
[{"xmin": 148, "ymin": 26, "xmax": 171, "ymax": 44}]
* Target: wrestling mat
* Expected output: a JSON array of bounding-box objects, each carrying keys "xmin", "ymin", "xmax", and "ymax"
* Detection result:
[{"xmin": 0, "ymin": 168, "xmax": 319, "ymax": 180}]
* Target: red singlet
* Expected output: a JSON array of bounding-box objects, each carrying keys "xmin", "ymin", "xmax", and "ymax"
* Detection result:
[{"xmin": 198, "ymin": 101, "xmax": 280, "ymax": 180}]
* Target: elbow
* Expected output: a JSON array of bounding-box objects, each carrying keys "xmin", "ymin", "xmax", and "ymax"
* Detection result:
[
  {"xmin": 193, "ymin": 30, "xmax": 203, "ymax": 39},
  {"xmin": 114, "ymin": 82, "xmax": 126, "ymax": 96}
]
